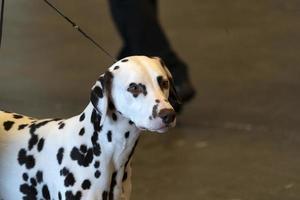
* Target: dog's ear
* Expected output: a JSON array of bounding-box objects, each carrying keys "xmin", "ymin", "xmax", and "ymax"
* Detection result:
[
  {"xmin": 157, "ymin": 57, "xmax": 182, "ymax": 111},
  {"xmin": 90, "ymin": 71, "xmax": 114, "ymax": 125}
]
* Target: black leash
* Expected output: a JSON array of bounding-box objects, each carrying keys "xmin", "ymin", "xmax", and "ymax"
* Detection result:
[
  {"xmin": 0, "ymin": 0, "xmax": 4, "ymax": 47},
  {"xmin": 44, "ymin": 0, "xmax": 117, "ymax": 62}
]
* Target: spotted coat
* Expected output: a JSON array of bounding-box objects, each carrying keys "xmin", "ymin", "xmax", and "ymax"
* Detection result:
[{"xmin": 0, "ymin": 56, "xmax": 178, "ymax": 200}]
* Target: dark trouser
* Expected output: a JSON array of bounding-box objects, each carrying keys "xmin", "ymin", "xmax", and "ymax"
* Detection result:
[{"xmin": 108, "ymin": 0, "xmax": 189, "ymax": 85}]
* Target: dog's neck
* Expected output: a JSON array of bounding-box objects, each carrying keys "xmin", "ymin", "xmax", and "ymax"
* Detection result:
[{"xmin": 79, "ymin": 102, "xmax": 140, "ymax": 170}]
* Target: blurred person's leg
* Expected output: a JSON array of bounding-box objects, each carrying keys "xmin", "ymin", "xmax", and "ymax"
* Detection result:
[{"xmin": 108, "ymin": 0, "xmax": 196, "ymax": 109}]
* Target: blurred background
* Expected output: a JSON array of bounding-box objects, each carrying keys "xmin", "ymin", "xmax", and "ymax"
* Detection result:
[{"xmin": 1, "ymin": 0, "xmax": 300, "ymax": 199}]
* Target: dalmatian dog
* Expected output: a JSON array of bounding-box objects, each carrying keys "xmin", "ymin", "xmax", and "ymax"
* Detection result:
[{"xmin": 0, "ymin": 56, "xmax": 179, "ymax": 200}]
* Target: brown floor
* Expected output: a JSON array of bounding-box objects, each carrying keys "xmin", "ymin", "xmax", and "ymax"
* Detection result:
[{"xmin": 1, "ymin": 0, "xmax": 300, "ymax": 199}]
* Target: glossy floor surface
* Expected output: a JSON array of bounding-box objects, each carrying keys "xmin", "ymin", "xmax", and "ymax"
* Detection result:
[{"xmin": 1, "ymin": 0, "xmax": 300, "ymax": 199}]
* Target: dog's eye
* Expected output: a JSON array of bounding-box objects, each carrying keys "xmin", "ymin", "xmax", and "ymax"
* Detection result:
[
  {"xmin": 157, "ymin": 76, "xmax": 169, "ymax": 90},
  {"xmin": 161, "ymin": 80, "xmax": 169, "ymax": 89},
  {"xmin": 127, "ymin": 83, "xmax": 141, "ymax": 97}
]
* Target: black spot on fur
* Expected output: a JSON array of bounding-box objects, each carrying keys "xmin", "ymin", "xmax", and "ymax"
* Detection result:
[
  {"xmin": 64, "ymin": 172, "xmax": 76, "ymax": 187},
  {"xmin": 155, "ymin": 99, "xmax": 160, "ymax": 103},
  {"xmin": 30, "ymin": 120, "xmax": 52, "ymax": 133},
  {"xmin": 58, "ymin": 192, "xmax": 62, "ymax": 200},
  {"xmin": 30, "ymin": 178, "xmax": 37, "ymax": 186},
  {"xmin": 79, "ymin": 127, "xmax": 85, "ymax": 136},
  {"xmin": 90, "ymin": 81, "xmax": 106, "ymax": 110},
  {"xmin": 139, "ymin": 83, "xmax": 147, "ymax": 96},
  {"xmin": 113, "ymin": 65, "xmax": 120, "ymax": 70},
  {"xmin": 18, "ymin": 148, "xmax": 35, "ymax": 169},
  {"xmin": 79, "ymin": 113, "xmax": 85, "ymax": 121},
  {"xmin": 13, "ymin": 114, "xmax": 23, "ymax": 119},
  {"xmin": 42, "ymin": 184, "xmax": 51, "ymax": 199},
  {"xmin": 93, "ymin": 86, "xmax": 104, "ymax": 98},
  {"xmin": 112, "ymin": 112, "xmax": 117, "ymax": 121},
  {"xmin": 108, "ymin": 101, "xmax": 115, "ymax": 110},
  {"xmin": 70, "ymin": 147, "xmax": 94, "ymax": 167},
  {"xmin": 60, "ymin": 167, "xmax": 69, "ymax": 176},
  {"xmin": 23, "ymin": 173, "xmax": 29, "ymax": 181},
  {"xmin": 91, "ymin": 131, "xmax": 101, "ymax": 156},
  {"xmin": 80, "ymin": 145, "xmax": 87, "ymax": 153},
  {"xmin": 20, "ymin": 183, "xmax": 38, "ymax": 199},
  {"xmin": 81, "ymin": 179, "xmax": 91, "ymax": 190},
  {"xmin": 58, "ymin": 122, "xmax": 65, "ymax": 129},
  {"xmin": 93, "ymin": 143, "xmax": 101, "ymax": 156},
  {"xmin": 129, "ymin": 120, "xmax": 134, "ymax": 125},
  {"xmin": 36, "ymin": 171, "xmax": 43, "ymax": 183},
  {"xmin": 95, "ymin": 170, "xmax": 101, "ymax": 178},
  {"xmin": 18, "ymin": 124, "xmax": 28, "ymax": 130},
  {"xmin": 102, "ymin": 191, "xmax": 108, "ymax": 200},
  {"xmin": 121, "ymin": 59, "xmax": 128, "ymax": 62},
  {"xmin": 65, "ymin": 190, "xmax": 82, "ymax": 200},
  {"xmin": 91, "ymin": 131, "xmax": 99, "ymax": 145},
  {"xmin": 107, "ymin": 131, "xmax": 112, "ymax": 142},
  {"xmin": 28, "ymin": 120, "xmax": 53, "ymax": 150},
  {"xmin": 91, "ymin": 109, "xmax": 102, "ymax": 132},
  {"xmin": 37, "ymin": 138, "xmax": 45, "ymax": 152},
  {"xmin": 94, "ymin": 161, "xmax": 100, "ymax": 168},
  {"xmin": 125, "ymin": 131, "xmax": 130, "ymax": 139},
  {"xmin": 152, "ymin": 104, "xmax": 159, "ymax": 118},
  {"xmin": 28, "ymin": 134, "xmax": 38, "ymax": 151},
  {"xmin": 57, "ymin": 148, "xmax": 64, "ymax": 165},
  {"xmin": 3, "ymin": 121, "xmax": 14, "ymax": 131}
]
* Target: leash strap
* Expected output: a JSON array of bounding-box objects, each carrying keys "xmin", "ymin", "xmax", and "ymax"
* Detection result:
[
  {"xmin": 0, "ymin": 0, "xmax": 4, "ymax": 47},
  {"xmin": 44, "ymin": 0, "xmax": 117, "ymax": 62}
]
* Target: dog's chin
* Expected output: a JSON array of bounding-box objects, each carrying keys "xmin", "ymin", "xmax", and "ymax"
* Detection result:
[{"xmin": 136, "ymin": 121, "xmax": 176, "ymax": 133}]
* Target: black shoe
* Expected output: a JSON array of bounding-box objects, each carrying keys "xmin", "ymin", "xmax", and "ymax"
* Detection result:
[
  {"xmin": 172, "ymin": 79, "xmax": 196, "ymax": 113},
  {"xmin": 175, "ymin": 79, "xmax": 196, "ymax": 103}
]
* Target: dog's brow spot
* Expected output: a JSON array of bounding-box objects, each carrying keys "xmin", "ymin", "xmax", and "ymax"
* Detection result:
[
  {"xmin": 121, "ymin": 59, "xmax": 129, "ymax": 62},
  {"xmin": 155, "ymin": 99, "xmax": 160, "ymax": 103}
]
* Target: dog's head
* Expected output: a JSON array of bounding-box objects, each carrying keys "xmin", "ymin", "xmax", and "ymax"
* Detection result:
[{"xmin": 90, "ymin": 56, "xmax": 180, "ymax": 133}]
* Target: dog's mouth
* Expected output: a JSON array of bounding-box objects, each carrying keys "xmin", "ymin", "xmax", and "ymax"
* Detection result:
[{"xmin": 137, "ymin": 125, "xmax": 172, "ymax": 133}]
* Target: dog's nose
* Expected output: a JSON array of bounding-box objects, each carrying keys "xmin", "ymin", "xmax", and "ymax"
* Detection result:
[{"xmin": 158, "ymin": 109, "xmax": 176, "ymax": 124}]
